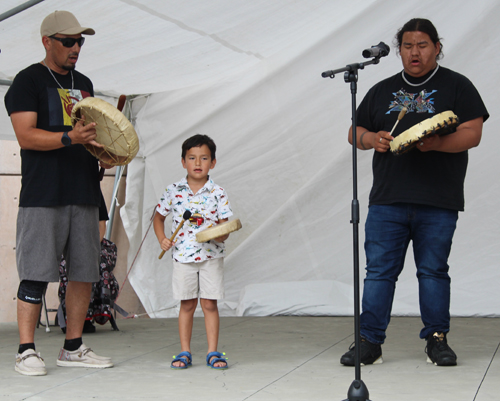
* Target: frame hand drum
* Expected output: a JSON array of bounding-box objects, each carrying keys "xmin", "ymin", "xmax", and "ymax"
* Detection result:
[
  {"xmin": 196, "ymin": 219, "xmax": 242, "ymax": 243},
  {"xmin": 71, "ymin": 97, "xmax": 139, "ymax": 166},
  {"xmin": 390, "ymin": 110, "xmax": 459, "ymax": 155}
]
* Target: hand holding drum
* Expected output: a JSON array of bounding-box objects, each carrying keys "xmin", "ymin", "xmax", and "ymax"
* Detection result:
[
  {"xmin": 390, "ymin": 110, "xmax": 459, "ymax": 154},
  {"xmin": 158, "ymin": 210, "xmax": 192, "ymax": 260},
  {"xmin": 71, "ymin": 96, "xmax": 139, "ymax": 167}
]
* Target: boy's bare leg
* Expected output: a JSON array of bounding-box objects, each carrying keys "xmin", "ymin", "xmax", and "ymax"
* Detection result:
[
  {"xmin": 65, "ymin": 281, "xmax": 92, "ymax": 340},
  {"xmin": 17, "ymin": 300, "xmax": 42, "ymax": 344},
  {"xmin": 201, "ymin": 298, "xmax": 226, "ymax": 368},
  {"xmin": 174, "ymin": 298, "xmax": 197, "ymax": 368}
]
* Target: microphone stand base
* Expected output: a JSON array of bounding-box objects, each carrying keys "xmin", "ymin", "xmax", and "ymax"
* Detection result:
[{"xmin": 342, "ymin": 379, "xmax": 372, "ymax": 401}]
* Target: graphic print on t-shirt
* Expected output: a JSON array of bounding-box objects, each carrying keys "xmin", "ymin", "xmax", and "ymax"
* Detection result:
[
  {"xmin": 47, "ymin": 88, "xmax": 91, "ymax": 127},
  {"xmin": 387, "ymin": 89, "xmax": 437, "ymax": 114}
]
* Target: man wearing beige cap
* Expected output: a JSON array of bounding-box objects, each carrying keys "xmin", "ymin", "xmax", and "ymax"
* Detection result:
[{"xmin": 5, "ymin": 10, "xmax": 113, "ymax": 376}]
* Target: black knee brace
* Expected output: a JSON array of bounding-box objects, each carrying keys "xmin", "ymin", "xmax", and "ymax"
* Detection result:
[{"xmin": 17, "ymin": 280, "xmax": 48, "ymax": 304}]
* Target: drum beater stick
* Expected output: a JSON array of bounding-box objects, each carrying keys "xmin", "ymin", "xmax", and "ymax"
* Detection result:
[
  {"xmin": 158, "ymin": 210, "xmax": 192, "ymax": 259},
  {"xmin": 388, "ymin": 106, "xmax": 407, "ymax": 137}
]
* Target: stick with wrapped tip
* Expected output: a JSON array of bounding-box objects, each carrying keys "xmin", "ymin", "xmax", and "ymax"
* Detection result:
[
  {"xmin": 159, "ymin": 210, "xmax": 192, "ymax": 259},
  {"xmin": 389, "ymin": 106, "xmax": 407, "ymax": 137}
]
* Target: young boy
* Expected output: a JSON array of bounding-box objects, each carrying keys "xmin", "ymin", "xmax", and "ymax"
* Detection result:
[{"xmin": 153, "ymin": 134, "xmax": 233, "ymax": 370}]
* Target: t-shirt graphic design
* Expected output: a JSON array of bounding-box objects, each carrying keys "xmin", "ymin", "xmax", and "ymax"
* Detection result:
[
  {"xmin": 387, "ymin": 89, "xmax": 437, "ymax": 114},
  {"xmin": 47, "ymin": 88, "xmax": 91, "ymax": 127}
]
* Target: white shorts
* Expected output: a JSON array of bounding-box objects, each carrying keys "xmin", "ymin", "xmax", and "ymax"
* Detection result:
[{"xmin": 172, "ymin": 258, "xmax": 224, "ymax": 300}]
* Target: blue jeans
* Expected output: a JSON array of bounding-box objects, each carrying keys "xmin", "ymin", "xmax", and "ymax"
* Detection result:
[{"xmin": 360, "ymin": 203, "xmax": 458, "ymax": 344}]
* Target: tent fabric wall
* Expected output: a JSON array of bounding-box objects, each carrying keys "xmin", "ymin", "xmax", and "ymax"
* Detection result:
[
  {"xmin": 1, "ymin": 0, "xmax": 499, "ymax": 318},
  {"xmin": 120, "ymin": 0, "xmax": 500, "ymax": 318}
]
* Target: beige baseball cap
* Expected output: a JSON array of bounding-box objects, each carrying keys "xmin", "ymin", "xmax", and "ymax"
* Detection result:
[{"xmin": 40, "ymin": 10, "xmax": 95, "ymax": 37}]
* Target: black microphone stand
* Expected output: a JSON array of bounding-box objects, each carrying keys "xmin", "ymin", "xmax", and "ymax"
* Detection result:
[{"xmin": 321, "ymin": 56, "xmax": 383, "ymax": 401}]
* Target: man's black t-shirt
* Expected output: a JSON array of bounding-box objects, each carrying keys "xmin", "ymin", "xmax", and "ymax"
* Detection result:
[
  {"xmin": 356, "ymin": 66, "xmax": 489, "ymax": 211},
  {"xmin": 5, "ymin": 63, "xmax": 100, "ymax": 207}
]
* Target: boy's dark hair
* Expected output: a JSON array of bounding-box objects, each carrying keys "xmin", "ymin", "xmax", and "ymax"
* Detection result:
[
  {"xmin": 395, "ymin": 18, "xmax": 443, "ymax": 60},
  {"xmin": 181, "ymin": 134, "xmax": 216, "ymax": 160}
]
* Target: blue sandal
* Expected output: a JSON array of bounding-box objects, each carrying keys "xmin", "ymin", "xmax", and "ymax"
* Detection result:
[
  {"xmin": 206, "ymin": 351, "xmax": 228, "ymax": 370},
  {"xmin": 171, "ymin": 351, "xmax": 192, "ymax": 369}
]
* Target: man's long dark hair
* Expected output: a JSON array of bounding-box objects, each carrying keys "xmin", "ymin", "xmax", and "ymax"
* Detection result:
[{"xmin": 395, "ymin": 18, "xmax": 443, "ymax": 60}]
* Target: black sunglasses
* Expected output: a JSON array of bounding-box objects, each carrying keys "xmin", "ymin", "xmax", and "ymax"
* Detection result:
[{"xmin": 49, "ymin": 36, "xmax": 85, "ymax": 48}]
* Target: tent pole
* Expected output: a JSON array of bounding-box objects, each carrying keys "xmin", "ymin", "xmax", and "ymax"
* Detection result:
[
  {"xmin": 104, "ymin": 97, "xmax": 133, "ymax": 240},
  {"xmin": 0, "ymin": 0, "xmax": 45, "ymax": 22},
  {"xmin": 105, "ymin": 166, "xmax": 124, "ymax": 240}
]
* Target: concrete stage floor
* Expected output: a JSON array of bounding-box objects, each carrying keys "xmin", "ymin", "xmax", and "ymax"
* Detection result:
[{"xmin": 0, "ymin": 316, "xmax": 498, "ymax": 401}]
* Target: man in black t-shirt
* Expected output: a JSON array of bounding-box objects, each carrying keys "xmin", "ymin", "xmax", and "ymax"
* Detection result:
[
  {"xmin": 340, "ymin": 18, "xmax": 488, "ymax": 367},
  {"xmin": 5, "ymin": 10, "xmax": 113, "ymax": 376}
]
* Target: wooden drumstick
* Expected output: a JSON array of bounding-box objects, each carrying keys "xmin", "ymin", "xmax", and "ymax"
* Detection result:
[
  {"xmin": 159, "ymin": 210, "xmax": 192, "ymax": 259},
  {"xmin": 99, "ymin": 95, "xmax": 127, "ymax": 181},
  {"xmin": 389, "ymin": 106, "xmax": 408, "ymax": 137}
]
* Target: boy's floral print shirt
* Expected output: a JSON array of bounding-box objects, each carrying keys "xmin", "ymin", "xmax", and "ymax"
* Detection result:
[{"xmin": 156, "ymin": 176, "xmax": 233, "ymax": 263}]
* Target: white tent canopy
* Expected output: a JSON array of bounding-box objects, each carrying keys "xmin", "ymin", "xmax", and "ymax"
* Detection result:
[{"xmin": 1, "ymin": 0, "xmax": 499, "ymax": 318}]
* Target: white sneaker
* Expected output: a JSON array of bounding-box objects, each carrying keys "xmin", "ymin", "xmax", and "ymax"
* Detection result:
[
  {"xmin": 56, "ymin": 344, "xmax": 113, "ymax": 368},
  {"xmin": 15, "ymin": 349, "xmax": 47, "ymax": 376}
]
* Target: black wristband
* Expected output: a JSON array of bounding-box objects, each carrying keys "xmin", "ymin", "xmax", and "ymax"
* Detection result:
[{"xmin": 61, "ymin": 131, "xmax": 72, "ymax": 147}]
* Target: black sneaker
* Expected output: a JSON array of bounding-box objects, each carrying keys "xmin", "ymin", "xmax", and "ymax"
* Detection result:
[
  {"xmin": 426, "ymin": 332, "xmax": 457, "ymax": 366},
  {"xmin": 340, "ymin": 338, "xmax": 383, "ymax": 366}
]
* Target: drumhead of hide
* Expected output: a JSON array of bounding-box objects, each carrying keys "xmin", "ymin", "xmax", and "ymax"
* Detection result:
[
  {"xmin": 390, "ymin": 110, "xmax": 459, "ymax": 155},
  {"xmin": 71, "ymin": 97, "xmax": 139, "ymax": 166},
  {"xmin": 195, "ymin": 219, "xmax": 242, "ymax": 243}
]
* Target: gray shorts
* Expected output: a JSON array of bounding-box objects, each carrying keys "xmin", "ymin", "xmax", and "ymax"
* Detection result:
[{"xmin": 16, "ymin": 205, "xmax": 100, "ymax": 283}]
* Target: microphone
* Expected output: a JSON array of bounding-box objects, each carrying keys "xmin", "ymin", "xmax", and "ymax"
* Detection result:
[{"xmin": 362, "ymin": 42, "xmax": 390, "ymax": 58}]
